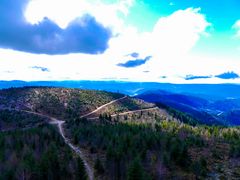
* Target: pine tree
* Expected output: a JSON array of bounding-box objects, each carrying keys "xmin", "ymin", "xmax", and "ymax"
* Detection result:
[
  {"xmin": 76, "ymin": 157, "xmax": 87, "ymax": 180},
  {"xmin": 94, "ymin": 158, "xmax": 105, "ymax": 174},
  {"xmin": 127, "ymin": 158, "xmax": 144, "ymax": 180}
]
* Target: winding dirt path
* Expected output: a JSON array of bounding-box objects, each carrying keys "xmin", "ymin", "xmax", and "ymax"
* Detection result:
[
  {"xmin": 111, "ymin": 107, "xmax": 159, "ymax": 117},
  {"xmin": 16, "ymin": 96, "xmax": 128, "ymax": 180},
  {"xmin": 88, "ymin": 107, "xmax": 159, "ymax": 120},
  {"xmin": 3, "ymin": 96, "xmax": 157, "ymax": 180},
  {"xmin": 43, "ymin": 96, "xmax": 128, "ymax": 180},
  {"xmin": 80, "ymin": 96, "xmax": 127, "ymax": 118},
  {"xmin": 49, "ymin": 119, "xmax": 94, "ymax": 180},
  {"xmin": 20, "ymin": 110, "xmax": 94, "ymax": 180}
]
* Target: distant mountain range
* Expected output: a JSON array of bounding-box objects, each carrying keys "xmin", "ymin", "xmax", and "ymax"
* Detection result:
[
  {"xmin": 1, "ymin": 80, "xmax": 240, "ymax": 125},
  {"xmin": 136, "ymin": 90, "xmax": 240, "ymax": 126},
  {"xmin": 1, "ymin": 80, "xmax": 240, "ymax": 99}
]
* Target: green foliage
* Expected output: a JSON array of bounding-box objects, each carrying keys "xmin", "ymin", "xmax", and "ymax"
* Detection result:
[
  {"xmin": 66, "ymin": 117, "xmax": 240, "ymax": 179},
  {"xmin": 66, "ymin": 119, "xmax": 204, "ymax": 179},
  {"xmin": 94, "ymin": 158, "xmax": 105, "ymax": 174},
  {"xmin": 1, "ymin": 87, "xmax": 240, "ymax": 179},
  {"xmin": 230, "ymin": 140, "xmax": 240, "ymax": 158},
  {"xmin": 0, "ymin": 109, "xmax": 46, "ymax": 131},
  {"xmin": 0, "ymin": 125, "xmax": 87, "ymax": 180},
  {"xmin": 169, "ymin": 138, "xmax": 191, "ymax": 168},
  {"xmin": 156, "ymin": 102, "xmax": 198, "ymax": 126},
  {"xmin": 0, "ymin": 87, "xmax": 124, "ymax": 119},
  {"xmin": 127, "ymin": 157, "xmax": 145, "ymax": 180},
  {"xmin": 76, "ymin": 157, "xmax": 88, "ymax": 180},
  {"xmin": 99, "ymin": 113, "xmax": 112, "ymax": 122},
  {"xmin": 192, "ymin": 157, "xmax": 207, "ymax": 177}
]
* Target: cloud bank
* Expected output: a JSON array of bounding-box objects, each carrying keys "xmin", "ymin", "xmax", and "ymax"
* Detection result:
[
  {"xmin": 184, "ymin": 72, "xmax": 240, "ymax": 81},
  {"xmin": 0, "ymin": 0, "xmax": 111, "ymax": 55}
]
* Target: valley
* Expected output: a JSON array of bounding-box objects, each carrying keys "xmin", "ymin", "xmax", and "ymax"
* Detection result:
[{"xmin": 137, "ymin": 90, "xmax": 240, "ymax": 126}]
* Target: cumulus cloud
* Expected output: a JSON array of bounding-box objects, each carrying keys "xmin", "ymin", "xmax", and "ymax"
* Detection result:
[
  {"xmin": 72, "ymin": 7, "xmax": 212, "ymax": 82},
  {"xmin": 108, "ymin": 8, "xmax": 210, "ymax": 71},
  {"xmin": 117, "ymin": 56, "xmax": 152, "ymax": 68},
  {"xmin": 2, "ymin": 4, "xmax": 229, "ymax": 83},
  {"xmin": 25, "ymin": 0, "xmax": 134, "ymax": 35},
  {"xmin": 233, "ymin": 20, "xmax": 240, "ymax": 38},
  {"xmin": 151, "ymin": 8, "xmax": 210, "ymax": 55},
  {"xmin": 0, "ymin": 0, "xmax": 111, "ymax": 55},
  {"xmin": 215, "ymin": 71, "xmax": 239, "ymax": 79}
]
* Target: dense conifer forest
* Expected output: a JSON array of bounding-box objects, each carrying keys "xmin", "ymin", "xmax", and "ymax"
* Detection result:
[
  {"xmin": 65, "ymin": 117, "xmax": 240, "ymax": 179},
  {"xmin": 0, "ymin": 125, "xmax": 87, "ymax": 180}
]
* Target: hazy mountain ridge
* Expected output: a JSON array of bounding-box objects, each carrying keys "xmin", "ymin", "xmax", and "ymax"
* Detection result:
[
  {"xmin": 1, "ymin": 80, "xmax": 240, "ymax": 98},
  {"xmin": 1, "ymin": 83, "xmax": 239, "ymax": 125},
  {"xmin": 137, "ymin": 90, "xmax": 240, "ymax": 125}
]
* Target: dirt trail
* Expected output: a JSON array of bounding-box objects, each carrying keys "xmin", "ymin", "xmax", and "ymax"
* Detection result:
[
  {"xmin": 88, "ymin": 107, "xmax": 159, "ymax": 120},
  {"xmin": 17, "ymin": 96, "xmax": 128, "ymax": 180},
  {"xmin": 4, "ymin": 96, "xmax": 158, "ymax": 180},
  {"xmin": 49, "ymin": 119, "xmax": 94, "ymax": 180},
  {"xmin": 18, "ymin": 110, "xmax": 94, "ymax": 180},
  {"xmin": 111, "ymin": 107, "xmax": 159, "ymax": 117},
  {"xmin": 80, "ymin": 96, "xmax": 127, "ymax": 118}
]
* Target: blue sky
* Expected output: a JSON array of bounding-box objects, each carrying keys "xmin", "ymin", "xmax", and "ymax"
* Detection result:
[
  {"xmin": 126, "ymin": 0, "xmax": 240, "ymax": 31},
  {"xmin": 0, "ymin": 0, "xmax": 240, "ymax": 83}
]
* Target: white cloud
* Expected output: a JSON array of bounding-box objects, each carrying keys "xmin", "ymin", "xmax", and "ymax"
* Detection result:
[
  {"xmin": 151, "ymin": 8, "xmax": 210, "ymax": 55},
  {"xmin": 25, "ymin": 0, "xmax": 134, "ymax": 34},
  {"xmin": 233, "ymin": 20, "xmax": 240, "ymax": 38},
  {"xmin": 25, "ymin": 0, "xmax": 87, "ymax": 29},
  {"xmin": 106, "ymin": 8, "xmax": 211, "ymax": 77},
  {"xmin": 3, "ymin": 5, "xmax": 239, "ymax": 84},
  {"xmin": 25, "ymin": 2, "xmax": 209, "ymax": 57},
  {"xmin": 0, "ymin": 48, "xmax": 240, "ymax": 84},
  {"xmin": 108, "ymin": 8, "xmax": 210, "ymax": 56}
]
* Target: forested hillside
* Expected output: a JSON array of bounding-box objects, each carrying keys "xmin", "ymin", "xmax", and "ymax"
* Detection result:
[
  {"xmin": 0, "ymin": 87, "xmax": 124, "ymax": 119},
  {"xmin": 0, "ymin": 109, "xmax": 47, "ymax": 131},
  {"xmin": 0, "ymin": 124, "xmax": 87, "ymax": 180},
  {"xmin": 0, "ymin": 87, "xmax": 239, "ymax": 179},
  {"xmin": 65, "ymin": 117, "xmax": 240, "ymax": 179}
]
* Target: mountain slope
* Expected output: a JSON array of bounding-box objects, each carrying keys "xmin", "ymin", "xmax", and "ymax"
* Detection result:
[
  {"xmin": 1, "ymin": 87, "xmax": 240, "ymax": 179},
  {"xmin": 136, "ymin": 90, "xmax": 223, "ymax": 125},
  {"xmin": 0, "ymin": 87, "xmax": 124, "ymax": 119},
  {"xmin": 0, "ymin": 87, "xmax": 164, "ymax": 122}
]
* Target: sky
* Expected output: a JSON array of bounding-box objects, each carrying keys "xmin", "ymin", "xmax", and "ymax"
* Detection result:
[{"xmin": 0, "ymin": 0, "xmax": 240, "ymax": 83}]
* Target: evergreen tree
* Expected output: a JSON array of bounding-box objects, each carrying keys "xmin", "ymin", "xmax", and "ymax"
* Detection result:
[
  {"xmin": 76, "ymin": 157, "xmax": 87, "ymax": 180},
  {"xmin": 94, "ymin": 158, "xmax": 105, "ymax": 174},
  {"xmin": 127, "ymin": 158, "xmax": 144, "ymax": 180}
]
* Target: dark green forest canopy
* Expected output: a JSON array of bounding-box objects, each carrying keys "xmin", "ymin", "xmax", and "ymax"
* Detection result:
[
  {"xmin": 0, "ymin": 125, "xmax": 87, "ymax": 180},
  {"xmin": 65, "ymin": 118, "xmax": 240, "ymax": 179}
]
